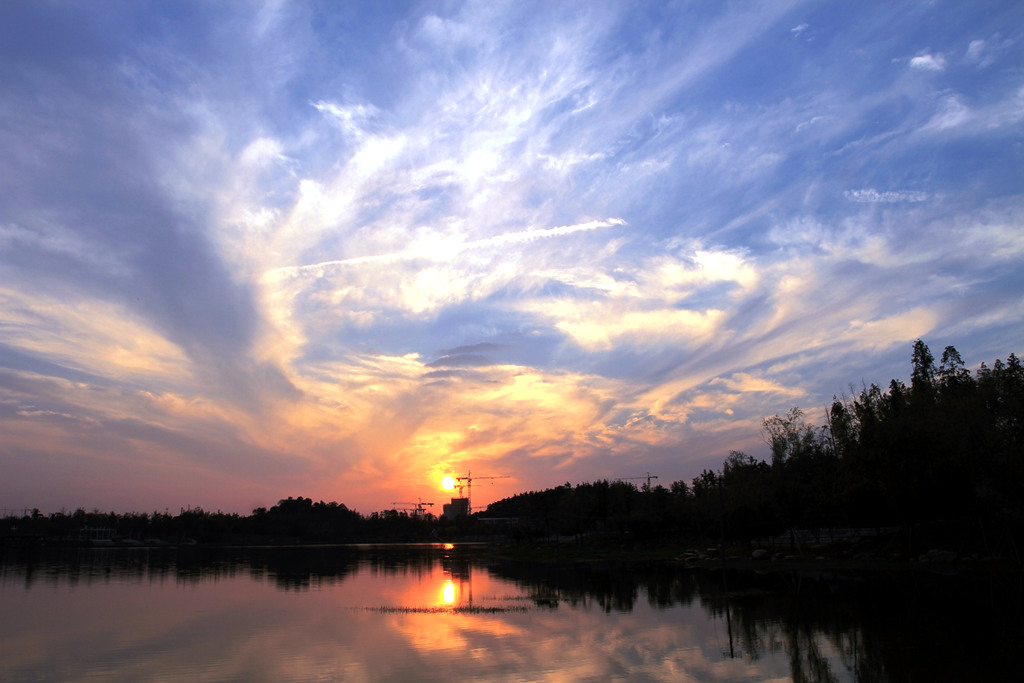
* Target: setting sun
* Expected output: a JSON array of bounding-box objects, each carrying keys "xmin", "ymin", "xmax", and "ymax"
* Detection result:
[{"xmin": 441, "ymin": 476, "xmax": 456, "ymax": 491}]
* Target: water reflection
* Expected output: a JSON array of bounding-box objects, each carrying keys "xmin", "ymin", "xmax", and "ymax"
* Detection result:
[
  {"xmin": 488, "ymin": 559, "xmax": 1023, "ymax": 682},
  {"xmin": 1, "ymin": 546, "xmax": 1020, "ymax": 682},
  {"xmin": 1, "ymin": 544, "xmax": 466, "ymax": 590},
  {"xmin": 441, "ymin": 553, "xmax": 472, "ymax": 607}
]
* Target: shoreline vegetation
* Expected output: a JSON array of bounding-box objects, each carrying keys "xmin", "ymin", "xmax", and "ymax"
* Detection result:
[{"xmin": 4, "ymin": 341, "xmax": 1022, "ymax": 576}]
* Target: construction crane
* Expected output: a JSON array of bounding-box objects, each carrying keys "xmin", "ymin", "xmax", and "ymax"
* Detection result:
[
  {"xmin": 391, "ymin": 499, "xmax": 435, "ymax": 516},
  {"xmin": 619, "ymin": 472, "xmax": 659, "ymax": 488},
  {"xmin": 455, "ymin": 470, "xmax": 510, "ymax": 514}
]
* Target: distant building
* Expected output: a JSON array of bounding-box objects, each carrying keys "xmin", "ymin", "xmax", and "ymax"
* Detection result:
[{"xmin": 442, "ymin": 497, "xmax": 469, "ymax": 520}]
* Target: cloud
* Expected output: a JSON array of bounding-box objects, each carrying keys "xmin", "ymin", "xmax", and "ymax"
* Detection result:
[
  {"xmin": 416, "ymin": 13, "xmax": 484, "ymax": 52},
  {"xmin": 553, "ymin": 306, "xmax": 726, "ymax": 352},
  {"xmin": 0, "ymin": 23, "xmax": 296, "ymax": 413},
  {"xmin": 846, "ymin": 308, "xmax": 940, "ymax": 351},
  {"xmin": 844, "ymin": 189, "xmax": 931, "ymax": 203},
  {"xmin": 919, "ymin": 95, "xmax": 971, "ymax": 132},
  {"xmin": 710, "ymin": 373, "xmax": 803, "ymax": 397},
  {"xmin": 966, "ymin": 39, "xmax": 987, "ymax": 63},
  {"xmin": 427, "ymin": 354, "xmax": 495, "ymax": 369},
  {"xmin": 264, "ymin": 219, "xmax": 627, "ymax": 279},
  {"xmin": 909, "ymin": 53, "xmax": 946, "ymax": 71},
  {"xmin": 918, "ymin": 89, "xmax": 1024, "ymax": 136},
  {"xmin": 964, "ymin": 35, "xmax": 1016, "ymax": 67},
  {"xmin": 313, "ymin": 100, "xmax": 383, "ymax": 143}
]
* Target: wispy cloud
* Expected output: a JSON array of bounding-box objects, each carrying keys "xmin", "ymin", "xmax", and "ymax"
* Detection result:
[
  {"xmin": 844, "ymin": 189, "xmax": 932, "ymax": 203},
  {"xmin": 265, "ymin": 218, "xmax": 627, "ymax": 279}
]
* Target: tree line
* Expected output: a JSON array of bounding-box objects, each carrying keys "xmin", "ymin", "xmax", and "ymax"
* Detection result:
[
  {"xmin": 0, "ymin": 497, "xmax": 445, "ymax": 545},
  {"xmin": 485, "ymin": 340, "xmax": 1023, "ymax": 554},
  {"xmin": 3, "ymin": 340, "xmax": 1021, "ymax": 554}
]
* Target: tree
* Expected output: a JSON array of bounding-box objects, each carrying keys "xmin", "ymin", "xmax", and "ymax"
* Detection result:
[
  {"xmin": 762, "ymin": 408, "xmax": 820, "ymax": 465},
  {"xmin": 721, "ymin": 451, "xmax": 776, "ymax": 542},
  {"xmin": 938, "ymin": 345, "xmax": 971, "ymax": 392},
  {"xmin": 911, "ymin": 338, "xmax": 936, "ymax": 394},
  {"xmin": 763, "ymin": 408, "xmax": 840, "ymax": 532}
]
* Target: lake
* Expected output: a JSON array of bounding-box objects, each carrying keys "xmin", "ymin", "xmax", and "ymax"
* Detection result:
[{"xmin": 1, "ymin": 544, "xmax": 1020, "ymax": 682}]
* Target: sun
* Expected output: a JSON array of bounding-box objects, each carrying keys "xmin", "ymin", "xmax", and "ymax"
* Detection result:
[{"xmin": 441, "ymin": 475, "xmax": 456, "ymax": 491}]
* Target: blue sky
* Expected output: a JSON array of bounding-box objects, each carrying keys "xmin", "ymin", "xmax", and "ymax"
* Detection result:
[{"xmin": 1, "ymin": 0, "xmax": 1022, "ymax": 514}]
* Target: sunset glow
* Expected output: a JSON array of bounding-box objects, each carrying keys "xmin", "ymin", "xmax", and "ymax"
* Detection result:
[{"xmin": 1, "ymin": 2, "xmax": 1021, "ymax": 515}]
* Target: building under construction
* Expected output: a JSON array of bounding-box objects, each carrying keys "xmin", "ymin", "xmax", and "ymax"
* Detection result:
[
  {"xmin": 442, "ymin": 497, "xmax": 469, "ymax": 520},
  {"xmin": 441, "ymin": 471, "xmax": 509, "ymax": 520}
]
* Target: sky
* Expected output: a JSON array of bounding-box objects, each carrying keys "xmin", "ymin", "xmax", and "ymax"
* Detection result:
[{"xmin": 2, "ymin": 1, "xmax": 1022, "ymax": 516}]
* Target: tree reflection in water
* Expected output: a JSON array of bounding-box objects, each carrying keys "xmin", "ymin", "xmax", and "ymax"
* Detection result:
[
  {"xmin": 3, "ymin": 546, "xmax": 1020, "ymax": 681},
  {"xmin": 488, "ymin": 559, "xmax": 1021, "ymax": 682}
]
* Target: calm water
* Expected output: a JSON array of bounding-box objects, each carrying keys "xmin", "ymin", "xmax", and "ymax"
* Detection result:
[{"xmin": 1, "ymin": 545, "xmax": 1020, "ymax": 682}]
